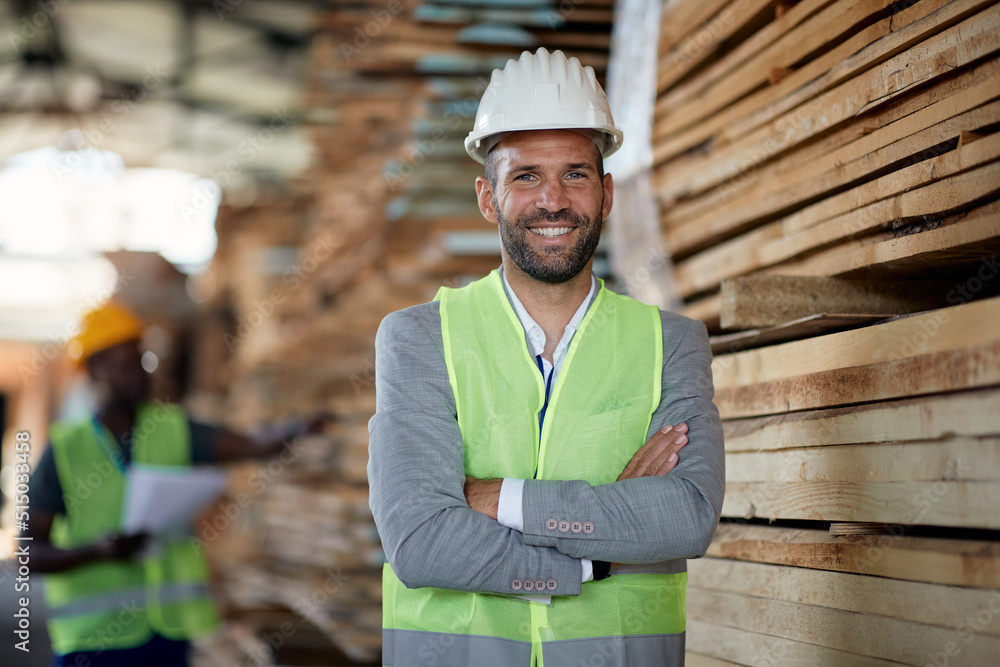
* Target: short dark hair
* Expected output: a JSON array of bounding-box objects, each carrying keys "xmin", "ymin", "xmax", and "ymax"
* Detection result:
[{"xmin": 484, "ymin": 138, "xmax": 605, "ymax": 191}]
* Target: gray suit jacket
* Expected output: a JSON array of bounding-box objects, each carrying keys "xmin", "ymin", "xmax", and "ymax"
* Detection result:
[{"xmin": 368, "ymin": 290, "xmax": 725, "ymax": 598}]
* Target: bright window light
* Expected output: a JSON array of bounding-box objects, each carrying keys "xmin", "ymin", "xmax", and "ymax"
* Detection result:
[{"xmin": 0, "ymin": 142, "xmax": 219, "ymax": 272}]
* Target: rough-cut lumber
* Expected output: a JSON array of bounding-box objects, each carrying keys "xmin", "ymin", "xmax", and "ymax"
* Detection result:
[
  {"xmin": 657, "ymin": 0, "xmax": 880, "ymax": 136},
  {"xmin": 656, "ymin": 0, "xmax": 777, "ymax": 94},
  {"xmin": 683, "ymin": 650, "xmax": 743, "ymax": 667},
  {"xmin": 686, "ymin": 587, "xmax": 1000, "ymax": 665},
  {"xmin": 715, "ymin": 340, "xmax": 1000, "ymax": 417},
  {"xmin": 784, "ymin": 132, "xmax": 1000, "ymax": 236},
  {"xmin": 653, "ymin": 0, "xmax": 987, "ymax": 165},
  {"xmin": 686, "ymin": 198, "xmax": 1000, "ymax": 322},
  {"xmin": 656, "ymin": 3, "xmax": 1000, "ymax": 201},
  {"xmin": 687, "ymin": 621, "xmax": 904, "ymax": 667},
  {"xmin": 690, "ymin": 558, "xmax": 1000, "ymax": 636},
  {"xmin": 657, "ymin": 0, "xmax": 730, "ymax": 55},
  {"xmin": 719, "ymin": 0, "xmax": 993, "ymax": 146},
  {"xmin": 652, "ymin": 0, "xmax": 1000, "ymax": 661},
  {"xmin": 723, "ymin": 479, "xmax": 1000, "ymax": 527},
  {"xmin": 710, "ymin": 313, "xmax": 886, "ymax": 354},
  {"xmin": 669, "ymin": 204, "xmax": 1000, "ymax": 327},
  {"xmin": 708, "ymin": 523, "xmax": 1000, "ymax": 587},
  {"xmin": 713, "ymin": 297, "xmax": 1000, "ymax": 389},
  {"xmin": 387, "ymin": 21, "xmax": 612, "ymax": 50},
  {"xmin": 727, "ymin": 438, "xmax": 1000, "ymax": 483},
  {"xmin": 720, "ymin": 275, "xmax": 949, "ymax": 329},
  {"xmin": 657, "ymin": 0, "xmax": 733, "ymax": 59},
  {"xmin": 404, "ymin": 4, "xmax": 615, "ymax": 26},
  {"xmin": 664, "ymin": 60, "xmax": 1000, "ymax": 253},
  {"xmin": 677, "ymin": 153, "xmax": 1000, "ymax": 296},
  {"xmin": 723, "ymin": 388, "xmax": 1000, "ymax": 453},
  {"xmin": 769, "ymin": 201, "xmax": 1000, "ymax": 280},
  {"xmin": 657, "ymin": 0, "xmax": 839, "ymax": 120}
]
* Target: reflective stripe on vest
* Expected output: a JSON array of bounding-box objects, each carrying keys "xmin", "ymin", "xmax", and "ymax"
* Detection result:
[
  {"xmin": 383, "ymin": 271, "xmax": 685, "ymax": 666},
  {"xmin": 45, "ymin": 403, "xmax": 218, "ymax": 654},
  {"xmin": 383, "ymin": 629, "xmax": 531, "ymax": 667},
  {"xmin": 542, "ymin": 633, "xmax": 685, "ymax": 667},
  {"xmin": 46, "ymin": 583, "xmax": 211, "ymax": 619}
]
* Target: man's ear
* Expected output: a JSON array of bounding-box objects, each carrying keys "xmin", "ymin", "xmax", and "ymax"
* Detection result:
[
  {"xmin": 601, "ymin": 172, "xmax": 614, "ymax": 221},
  {"xmin": 475, "ymin": 176, "xmax": 498, "ymax": 224}
]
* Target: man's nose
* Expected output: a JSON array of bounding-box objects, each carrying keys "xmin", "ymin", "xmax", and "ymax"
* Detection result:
[{"xmin": 535, "ymin": 179, "xmax": 570, "ymax": 213}]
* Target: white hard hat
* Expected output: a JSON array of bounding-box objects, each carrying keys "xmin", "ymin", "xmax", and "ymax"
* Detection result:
[{"xmin": 465, "ymin": 48, "xmax": 623, "ymax": 165}]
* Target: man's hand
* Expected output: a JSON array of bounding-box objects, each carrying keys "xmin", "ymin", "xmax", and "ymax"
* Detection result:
[
  {"xmin": 464, "ymin": 424, "xmax": 688, "ymax": 523},
  {"xmin": 97, "ymin": 532, "xmax": 149, "ymax": 560},
  {"xmin": 617, "ymin": 423, "xmax": 689, "ymax": 481},
  {"xmin": 464, "ymin": 476, "xmax": 502, "ymax": 520},
  {"xmin": 215, "ymin": 412, "xmax": 335, "ymax": 463}
]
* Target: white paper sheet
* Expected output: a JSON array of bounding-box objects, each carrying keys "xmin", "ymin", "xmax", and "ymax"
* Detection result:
[{"xmin": 122, "ymin": 465, "xmax": 227, "ymax": 533}]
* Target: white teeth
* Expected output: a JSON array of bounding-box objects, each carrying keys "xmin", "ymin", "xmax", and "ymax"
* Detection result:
[{"xmin": 529, "ymin": 227, "xmax": 573, "ymax": 238}]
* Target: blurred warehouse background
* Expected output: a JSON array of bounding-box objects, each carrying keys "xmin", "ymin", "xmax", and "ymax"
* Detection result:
[{"xmin": 1, "ymin": 0, "xmax": 999, "ymax": 665}]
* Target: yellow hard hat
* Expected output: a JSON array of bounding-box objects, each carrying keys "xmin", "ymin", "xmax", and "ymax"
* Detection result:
[{"xmin": 67, "ymin": 301, "xmax": 146, "ymax": 365}]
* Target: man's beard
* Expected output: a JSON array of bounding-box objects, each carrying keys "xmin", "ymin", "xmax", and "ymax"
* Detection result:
[{"xmin": 496, "ymin": 203, "xmax": 603, "ymax": 284}]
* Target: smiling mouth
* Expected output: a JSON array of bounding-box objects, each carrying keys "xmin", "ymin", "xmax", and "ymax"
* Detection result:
[{"xmin": 528, "ymin": 226, "xmax": 574, "ymax": 238}]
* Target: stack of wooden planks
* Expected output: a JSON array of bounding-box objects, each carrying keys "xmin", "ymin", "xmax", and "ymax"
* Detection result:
[
  {"xmin": 189, "ymin": 1, "xmax": 617, "ymax": 664},
  {"xmin": 650, "ymin": 0, "xmax": 1000, "ymax": 663}
]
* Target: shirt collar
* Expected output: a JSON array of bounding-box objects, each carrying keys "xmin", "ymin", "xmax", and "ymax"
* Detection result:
[{"xmin": 500, "ymin": 268, "xmax": 597, "ymax": 360}]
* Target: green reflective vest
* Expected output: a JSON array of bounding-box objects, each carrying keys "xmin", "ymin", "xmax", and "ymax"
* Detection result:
[
  {"xmin": 382, "ymin": 270, "xmax": 687, "ymax": 667},
  {"xmin": 45, "ymin": 402, "xmax": 218, "ymax": 655}
]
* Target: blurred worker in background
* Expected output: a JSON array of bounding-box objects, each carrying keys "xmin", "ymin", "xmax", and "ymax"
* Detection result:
[
  {"xmin": 369, "ymin": 48, "xmax": 726, "ymax": 666},
  {"xmin": 26, "ymin": 300, "xmax": 325, "ymax": 667}
]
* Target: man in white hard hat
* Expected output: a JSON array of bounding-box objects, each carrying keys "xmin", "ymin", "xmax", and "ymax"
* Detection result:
[{"xmin": 369, "ymin": 48, "xmax": 725, "ymax": 666}]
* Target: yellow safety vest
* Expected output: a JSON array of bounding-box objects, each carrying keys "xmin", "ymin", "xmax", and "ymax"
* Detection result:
[
  {"xmin": 382, "ymin": 270, "xmax": 686, "ymax": 666},
  {"xmin": 45, "ymin": 403, "xmax": 217, "ymax": 655}
]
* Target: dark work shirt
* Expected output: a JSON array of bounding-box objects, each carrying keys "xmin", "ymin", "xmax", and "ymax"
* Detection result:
[{"xmin": 29, "ymin": 418, "xmax": 218, "ymax": 516}]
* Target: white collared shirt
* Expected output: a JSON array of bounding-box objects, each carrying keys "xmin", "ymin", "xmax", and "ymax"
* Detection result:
[
  {"xmin": 501, "ymin": 270, "xmax": 597, "ymax": 386},
  {"xmin": 498, "ymin": 270, "xmax": 597, "ymax": 583}
]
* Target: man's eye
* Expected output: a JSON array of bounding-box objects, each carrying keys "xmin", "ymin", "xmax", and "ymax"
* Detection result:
[
  {"xmin": 567, "ymin": 172, "xmax": 585, "ymax": 179},
  {"xmin": 515, "ymin": 174, "xmax": 534, "ymax": 181}
]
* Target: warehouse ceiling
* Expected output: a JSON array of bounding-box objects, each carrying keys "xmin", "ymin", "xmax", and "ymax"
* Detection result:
[
  {"xmin": 0, "ymin": 0, "xmax": 328, "ymax": 188},
  {"xmin": 0, "ymin": 0, "xmax": 335, "ymax": 342}
]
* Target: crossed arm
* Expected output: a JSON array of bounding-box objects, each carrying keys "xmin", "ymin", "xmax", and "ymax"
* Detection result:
[
  {"xmin": 367, "ymin": 303, "xmax": 725, "ymax": 596},
  {"xmin": 464, "ymin": 421, "xmax": 692, "ymax": 519}
]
